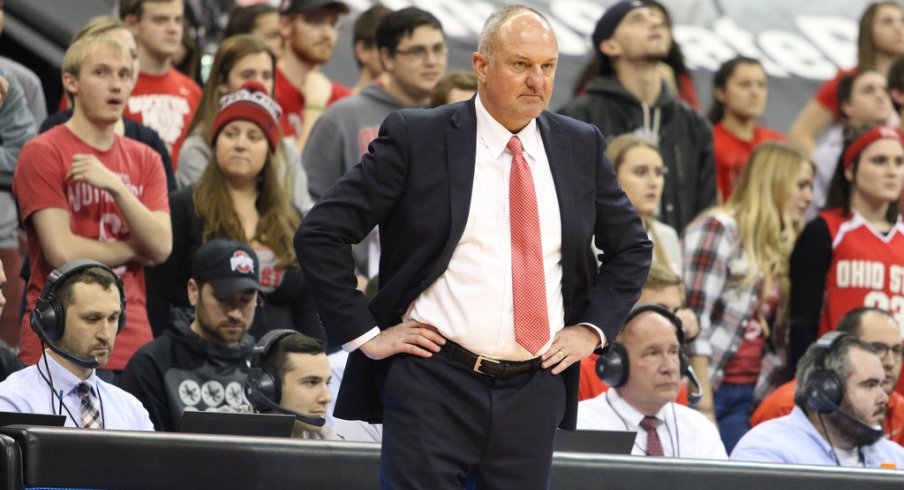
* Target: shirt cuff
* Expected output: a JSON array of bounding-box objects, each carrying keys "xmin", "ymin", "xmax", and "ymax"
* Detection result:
[
  {"xmin": 578, "ymin": 322, "xmax": 607, "ymax": 349},
  {"xmin": 342, "ymin": 327, "xmax": 381, "ymax": 352}
]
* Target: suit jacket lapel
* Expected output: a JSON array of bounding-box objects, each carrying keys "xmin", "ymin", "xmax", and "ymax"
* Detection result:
[
  {"xmin": 423, "ymin": 100, "xmax": 478, "ymax": 284},
  {"xmin": 538, "ymin": 112, "xmax": 577, "ymax": 312}
]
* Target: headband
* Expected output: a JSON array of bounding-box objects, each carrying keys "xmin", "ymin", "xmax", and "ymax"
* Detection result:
[{"xmin": 842, "ymin": 126, "xmax": 904, "ymax": 169}]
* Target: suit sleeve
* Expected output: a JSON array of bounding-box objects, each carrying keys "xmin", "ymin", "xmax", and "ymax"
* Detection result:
[
  {"xmin": 581, "ymin": 126, "xmax": 653, "ymax": 345},
  {"xmin": 295, "ymin": 111, "xmax": 410, "ymax": 345}
]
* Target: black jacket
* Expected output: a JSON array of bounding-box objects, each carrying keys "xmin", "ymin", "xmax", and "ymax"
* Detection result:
[
  {"xmin": 558, "ymin": 76, "xmax": 715, "ymax": 231},
  {"xmin": 118, "ymin": 311, "xmax": 254, "ymax": 431},
  {"xmin": 145, "ymin": 186, "xmax": 323, "ymax": 342}
]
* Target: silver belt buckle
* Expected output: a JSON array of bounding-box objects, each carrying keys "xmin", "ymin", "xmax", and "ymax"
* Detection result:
[{"xmin": 473, "ymin": 355, "xmax": 501, "ymax": 376}]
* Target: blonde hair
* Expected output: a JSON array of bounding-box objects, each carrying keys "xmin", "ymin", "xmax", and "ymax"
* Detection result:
[
  {"xmin": 62, "ymin": 35, "xmax": 129, "ymax": 80},
  {"xmin": 718, "ymin": 140, "xmax": 812, "ymax": 299},
  {"xmin": 644, "ymin": 261, "xmax": 686, "ymax": 304},
  {"xmin": 605, "ymin": 134, "xmax": 671, "ymax": 268}
]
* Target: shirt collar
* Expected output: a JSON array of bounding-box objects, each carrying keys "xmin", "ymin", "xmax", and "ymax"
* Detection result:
[
  {"xmin": 40, "ymin": 351, "xmax": 99, "ymax": 396},
  {"xmin": 474, "ymin": 93, "xmax": 542, "ymax": 162},
  {"xmin": 608, "ymin": 388, "xmax": 668, "ymax": 428}
]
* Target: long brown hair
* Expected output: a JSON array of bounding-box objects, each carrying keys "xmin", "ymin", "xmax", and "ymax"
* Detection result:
[
  {"xmin": 193, "ymin": 143, "xmax": 300, "ymax": 267},
  {"xmin": 858, "ymin": 2, "xmax": 904, "ymax": 70},
  {"xmin": 186, "ymin": 34, "xmax": 276, "ymax": 141}
]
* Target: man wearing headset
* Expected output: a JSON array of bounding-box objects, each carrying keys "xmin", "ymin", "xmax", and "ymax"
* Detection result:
[
  {"xmin": 577, "ymin": 303, "xmax": 726, "ymax": 458},
  {"xmin": 0, "ymin": 260, "xmax": 153, "ymax": 430},
  {"xmin": 119, "ymin": 239, "xmax": 259, "ymax": 431},
  {"xmin": 228, "ymin": 329, "xmax": 342, "ymax": 440},
  {"xmin": 731, "ymin": 333, "xmax": 904, "ymax": 467}
]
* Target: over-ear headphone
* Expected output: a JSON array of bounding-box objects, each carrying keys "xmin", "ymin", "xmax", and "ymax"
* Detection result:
[
  {"xmin": 31, "ymin": 259, "xmax": 127, "ymax": 342},
  {"xmin": 596, "ymin": 303, "xmax": 691, "ymax": 391},
  {"xmin": 244, "ymin": 329, "xmax": 326, "ymax": 427},
  {"xmin": 30, "ymin": 259, "xmax": 127, "ymax": 369},
  {"xmin": 803, "ymin": 331, "xmax": 847, "ymax": 413}
]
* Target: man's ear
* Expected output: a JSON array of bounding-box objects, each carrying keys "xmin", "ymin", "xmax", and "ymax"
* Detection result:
[
  {"xmin": 600, "ymin": 38, "xmax": 621, "ymax": 59},
  {"xmin": 471, "ymin": 51, "xmax": 489, "ymax": 84},
  {"xmin": 278, "ymin": 15, "xmax": 292, "ymax": 41},
  {"xmin": 187, "ymin": 278, "xmax": 199, "ymax": 306},
  {"xmin": 378, "ymin": 46, "xmax": 393, "ymax": 73},
  {"xmin": 123, "ymin": 14, "xmax": 139, "ymax": 34},
  {"xmin": 61, "ymin": 72, "xmax": 78, "ymax": 98},
  {"xmin": 891, "ymin": 88, "xmax": 904, "ymax": 110}
]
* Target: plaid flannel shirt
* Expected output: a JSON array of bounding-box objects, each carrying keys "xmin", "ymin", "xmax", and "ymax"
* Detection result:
[{"xmin": 682, "ymin": 211, "xmax": 787, "ymax": 400}]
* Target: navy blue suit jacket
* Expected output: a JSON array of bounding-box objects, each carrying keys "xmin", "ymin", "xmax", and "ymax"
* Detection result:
[{"xmin": 295, "ymin": 99, "xmax": 652, "ymax": 429}]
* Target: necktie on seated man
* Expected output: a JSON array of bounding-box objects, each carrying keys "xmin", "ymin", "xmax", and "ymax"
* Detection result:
[
  {"xmin": 76, "ymin": 382, "xmax": 102, "ymax": 429},
  {"xmin": 640, "ymin": 415, "xmax": 664, "ymax": 456},
  {"xmin": 507, "ymin": 135, "xmax": 549, "ymax": 355}
]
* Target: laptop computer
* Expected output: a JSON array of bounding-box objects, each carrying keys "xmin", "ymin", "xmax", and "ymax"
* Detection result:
[
  {"xmin": 178, "ymin": 410, "xmax": 296, "ymax": 438},
  {"xmin": 0, "ymin": 411, "xmax": 67, "ymax": 427},
  {"xmin": 554, "ymin": 429, "xmax": 636, "ymax": 455}
]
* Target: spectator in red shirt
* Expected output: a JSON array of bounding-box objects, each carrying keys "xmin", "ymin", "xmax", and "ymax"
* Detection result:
[
  {"xmin": 120, "ymin": 0, "xmax": 202, "ymax": 166},
  {"xmin": 276, "ymin": 0, "xmax": 351, "ymax": 152},
  {"xmin": 708, "ymin": 56, "xmax": 784, "ymax": 203},
  {"xmin": 11, "ymin": 35, "xmax": 171, "ymax": 378},
  {"xmin": 789, "ymin": 1, "xmax": 904, "ymax": 153}
]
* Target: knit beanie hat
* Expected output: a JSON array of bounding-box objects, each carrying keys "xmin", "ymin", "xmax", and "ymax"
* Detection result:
[{"xmin": 210, "ymin": 81, "xmax": 282, "ymax": 152}]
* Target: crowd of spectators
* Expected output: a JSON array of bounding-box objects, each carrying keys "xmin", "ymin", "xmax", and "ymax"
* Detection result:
[{"xmin": 0, "ymin": 0, "xmax": 903, "ymax": 476}]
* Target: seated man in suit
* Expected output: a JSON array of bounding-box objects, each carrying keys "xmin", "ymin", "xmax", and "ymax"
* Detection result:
[
  {"xmin": 751, "ymin": 307, "xmax": 904, "ymax": 446},
  {"xmin": 577, "ymin": 303, "xmax": 726, "ymax": 459},
  {"xmin": 732, "ymin": 333, "xmax": 904, "ymax": 467},
  {"xmin": 0, "ymin": 260, "xmax": 153, "ymax": 430}
]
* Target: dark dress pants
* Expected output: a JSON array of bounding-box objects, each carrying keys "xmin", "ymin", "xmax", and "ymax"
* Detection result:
[{"xmin": 379, "ymin": 350, "xmax": 566, "ymax": 490}]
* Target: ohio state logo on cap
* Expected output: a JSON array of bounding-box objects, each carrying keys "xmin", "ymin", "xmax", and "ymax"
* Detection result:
[{"xmin": 230, "ymin": 251, "xmax": 255, "ymax": 275}]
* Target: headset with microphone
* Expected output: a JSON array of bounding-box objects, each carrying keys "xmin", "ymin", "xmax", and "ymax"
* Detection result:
[
  {"xmin": 30, "ymin": 259, "xmax": 127, "ymax": 369},
  {"xmin": 596, "ymin": 303, "xmax": 703, "ymax": 404},
  {"xmin": 244, "ymin": 329, "xmax": 326, "ymax": 427},
  {"xmin": 803, "ymin": 331, "xmax": 884, "ymax": 440}
]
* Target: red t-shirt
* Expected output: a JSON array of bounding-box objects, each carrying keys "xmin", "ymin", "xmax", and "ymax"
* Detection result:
[
  {"xmin": 579, "ymin": 353, "xmax": 690, "ymax": 405},
  {"xmin": 713, "ymin": 123, "xmax": 785, "ymax": 202},
  {"xmin": 814, "ymin": 67, "xmax": 859, "ymax": 119},
  {"xmin": 12, "ymin": 125, "xmax": 170, "ymax": 370},
  {"xmin": 274, "ymin": 67, "xmax": 351, "ymax": 137},
  {"xmin": 124, "ymin": 68, "xmax": 201, "ymax": 168},
  {"xmin": 750, "ymin": 379, "xmax": 904, "ymax": 447}
]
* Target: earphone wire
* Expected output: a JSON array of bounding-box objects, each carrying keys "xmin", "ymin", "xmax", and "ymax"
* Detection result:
[
  {"xmin": 605, "ymin": 390, "xmax": 655, "ymax": 456},
  {"xmin": 38, "ymin": 342, "xmax": 80, "ymax": 427},
  {"xmin": 818, "ymin": 412, "xmax": 842, "ymax": 466}
]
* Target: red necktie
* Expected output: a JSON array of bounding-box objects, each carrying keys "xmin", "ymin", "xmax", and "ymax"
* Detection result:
[
  {"xmin": 640, "ymin": 416, "xmax": 664, "ymax": 456},
  {"xmin": 507, "ymin": 135, "xmax": 549, "ymax": 355}
]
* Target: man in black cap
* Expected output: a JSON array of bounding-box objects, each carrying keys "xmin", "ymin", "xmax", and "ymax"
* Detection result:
[
  {"xmin": 276, "ymin": 0, "xmax": 352, "ymax": 153},
  {"xmin": 119, "ymin": 239, "xmax": 260, "ymax": 431},
  {"xmin": 558, "ymin": 0, "xmax": 714, "ymax": 231}
]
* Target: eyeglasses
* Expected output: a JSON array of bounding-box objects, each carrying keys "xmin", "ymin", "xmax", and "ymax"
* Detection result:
[
  {"xmin": 870, "ymin": 342, "xmax": 904, "ymax": 360},
  {"xmin": 394, "ymin": 43, "xmax": 448, "ymax": 61}
]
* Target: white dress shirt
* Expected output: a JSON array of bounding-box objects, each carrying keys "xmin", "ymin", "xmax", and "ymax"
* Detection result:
[
  {"xmin": 402, "ymin": 96, "xmax": 563, "ymax": 360},
  {"xmin": 0, "ymin": 352, "xmax": 154, "ymax": 431},
  {"xmin": 577, "ymin": 388, "xmax": 727, "ymax": 459}
]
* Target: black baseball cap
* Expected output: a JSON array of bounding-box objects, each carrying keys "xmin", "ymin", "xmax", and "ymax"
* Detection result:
[
  {"xmin": 279, "ymin": 0, "xmax": 350, "ymax": 15},
  {"xmin": 191, "ymin": 239, "xmax": 261, "ymax": 294}
]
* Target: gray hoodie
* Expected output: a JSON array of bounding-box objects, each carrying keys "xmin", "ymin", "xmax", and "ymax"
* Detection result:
[
  {"xmin": 303, "ymin": 82, "xmax": 406, "ymax": 201},
  {"xmin": 559, "ymin": 76, "xmax": 715, "ymax": 231}
]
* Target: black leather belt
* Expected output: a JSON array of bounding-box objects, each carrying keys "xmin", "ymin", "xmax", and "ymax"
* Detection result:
[{"xmin": 442, "ymin": 340, "xmax": 542, "ymax": 378}]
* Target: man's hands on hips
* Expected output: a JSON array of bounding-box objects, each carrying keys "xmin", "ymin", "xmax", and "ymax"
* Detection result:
[
  {"xmin": 359, "ymin": 320, "xmax": 446, "ymax": 360},
  {"xmin": 541, "ymin": 325, "xmax": 600, "ymax": 375}
]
